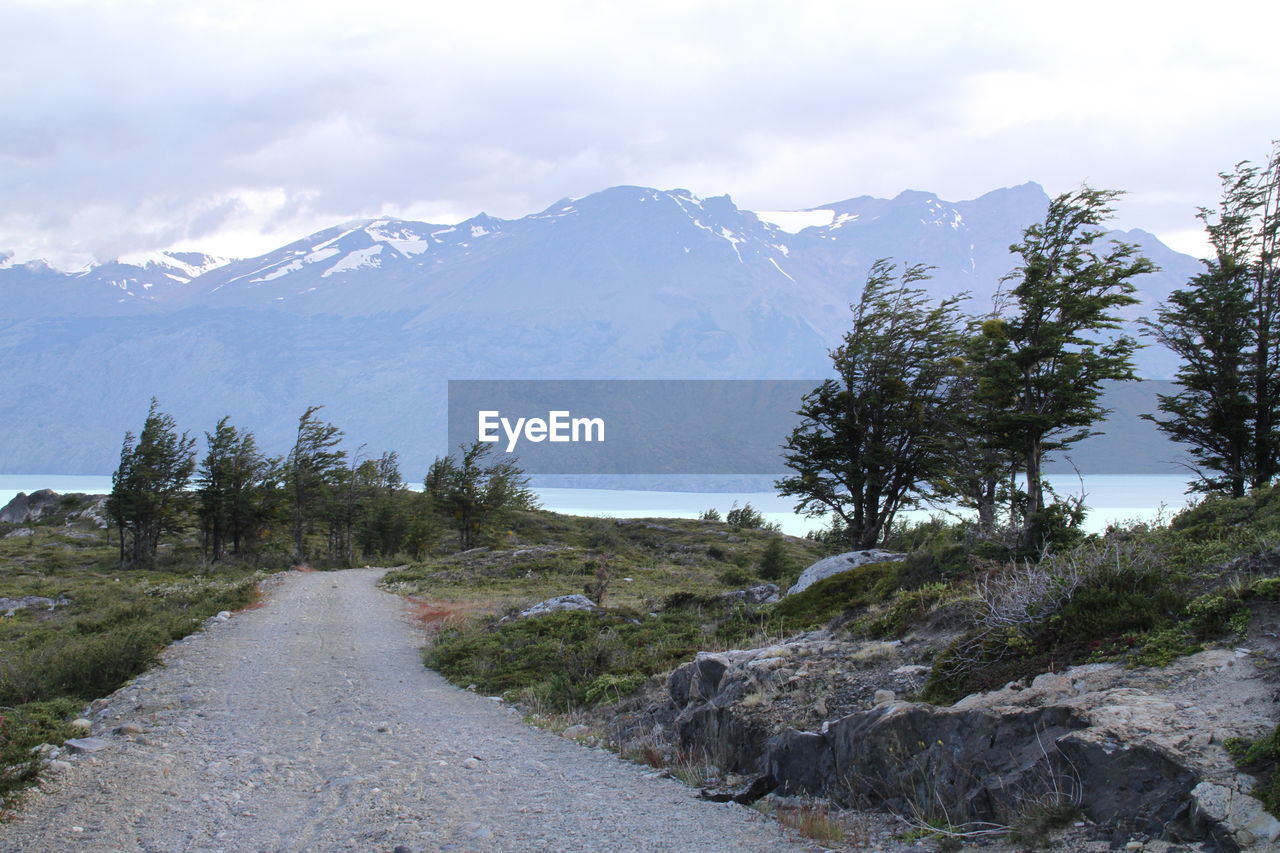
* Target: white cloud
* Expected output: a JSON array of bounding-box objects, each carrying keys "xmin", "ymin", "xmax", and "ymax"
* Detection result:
[{"xmin": 1, "ymin": 0, "xmax": 1277, "ymax": 263}]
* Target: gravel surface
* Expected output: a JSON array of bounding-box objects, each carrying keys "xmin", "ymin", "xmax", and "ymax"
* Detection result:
[{"xmin": 1, "ymin": 569, "xmax": 823, "ymax": 852}]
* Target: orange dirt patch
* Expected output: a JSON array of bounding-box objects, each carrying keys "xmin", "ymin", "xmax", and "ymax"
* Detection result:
[{"xmin": 403, "ymin": 597, "xmax": 481, "ymax": 633}]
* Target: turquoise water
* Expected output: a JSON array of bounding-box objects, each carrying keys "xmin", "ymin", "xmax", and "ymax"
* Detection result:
[{"xmin": 0, "ymin": 474, "xmax": 1195, "ymax": 537}]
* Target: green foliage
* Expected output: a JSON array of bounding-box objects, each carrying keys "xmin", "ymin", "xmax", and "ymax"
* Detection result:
[
  {"xmin": 717, "ymin": 566, "xmax": 752, "ymax": 587},
  {"xmin": 725, "ymin": 502, "xmax": 775, "ymax": 531},
  {"xmin": 197, "ymin": 416, "xmax": 274, "ymax": 562},
  {"xmin": 1145, "ymin": 145, "xmax": 1280, "ymax": 497},
  {"xmin": 772, "ymin": 560, "xmax": 902, "ymax": 630},
  {"xmin": 777, "ymin": 260, "xmax": 969, "ymax": 549},
  {"xmin": 106, "ymin": 399, "xmax": 198, "ymax": 567},
  {"xmin": 427, "ymin": 609, "xmax": 740, "ymax": 711},
  {"xmin": 758, "ymin": 537, "xmax": 793, "ymax": 581},
  {"xmin": 286, "ymin": 406, "xmax": 346, "ymax": 564},
  {"xmin": 426, "ymin": 441, "xmax": 537, "ymax": 551},
  {"xmin": 583, "ymin": 672, "xmax": 645, "ymax": 705},
  {"xmin": 1224, "ymin": 725, "xmax": 1280, "ymax": 817},
  {"xmin": 0, "ymin": 698, "xmax": 80, "ymax": 805},
  {"xmin": 699, "ymin": 508, "xmax": 722, "ymax": 522},
  {"xmin": 969, "ymin": 187, "xmax": 1153, "ymax": 553}
]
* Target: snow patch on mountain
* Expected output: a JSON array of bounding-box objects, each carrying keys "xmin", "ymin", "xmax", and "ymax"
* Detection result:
[
  {"xmin": 247, "ymin": 247, "xmax": 340, "ymax": 283},
  {"xmin": 754, "ymin": 209, "xmax": 837, "ymax": 233},
  {"xmin": 323, "ymin": 245, "xmax": 384, "ymax": 277}
]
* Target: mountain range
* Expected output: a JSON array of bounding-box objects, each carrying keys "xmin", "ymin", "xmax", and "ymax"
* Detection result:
[{"xmin": 0, "ymin": 183, "xmax": 1203, "ymax": 475}]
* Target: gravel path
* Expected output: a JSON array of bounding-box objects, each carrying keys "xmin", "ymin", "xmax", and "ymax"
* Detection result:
[{"xmin": 1, "ymin": 569, "xmax": 822, "ymax": 852}]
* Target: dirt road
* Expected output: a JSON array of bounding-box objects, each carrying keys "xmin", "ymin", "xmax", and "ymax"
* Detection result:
[{"xmin": 0, "ymin": 569, "xmax": 822, "ymax": 852}]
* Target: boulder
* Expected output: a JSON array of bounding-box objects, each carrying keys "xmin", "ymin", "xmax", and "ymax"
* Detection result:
[
  {"xmin": 517, "ymin": 594, "xmax": 600, "ymax": 619},
  {"xmin": 786, "ymin": 550, "xmax": 906, "ymax": 596}
]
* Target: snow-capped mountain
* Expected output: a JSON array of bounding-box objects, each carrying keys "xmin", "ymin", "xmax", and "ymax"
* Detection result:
[{"xmin": 0, "ymin": 183, "xmax": 1203, "ymax": 473}]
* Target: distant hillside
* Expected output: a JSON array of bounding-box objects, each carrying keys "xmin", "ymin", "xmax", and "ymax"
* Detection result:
[{"xmin": 0, "ymin": 184, "xmax": 1202, "ymax": 475}]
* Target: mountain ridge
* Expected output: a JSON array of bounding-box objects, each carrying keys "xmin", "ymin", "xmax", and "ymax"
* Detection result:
[{"xmin": 0, "ymin": 182, "xmax": 1203, "ymax": 474}]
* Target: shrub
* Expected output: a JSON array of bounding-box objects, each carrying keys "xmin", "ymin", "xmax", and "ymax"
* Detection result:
[
  {"xmin": 772, "ymin": 560, "xmax": 901, "ymax": 630},
  {"xmin": 758, "ymin": 537, "xmax": 792, "ymax": 581},
  {"xmin": 718, "ymin": 566, "xmax": 753, "ymax": 587}
]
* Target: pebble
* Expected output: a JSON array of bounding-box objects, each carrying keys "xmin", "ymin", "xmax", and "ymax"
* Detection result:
[
  {"xmin": 463, "ymin": 757, "xmax": 482, "ymax": 769},
  {"xmin": 562, "ymin": 724, "xmax": 591, "ymax": 739},
  {"xmin": 68, "ymin": 718, "xmax": 92, "ymax": 735}
]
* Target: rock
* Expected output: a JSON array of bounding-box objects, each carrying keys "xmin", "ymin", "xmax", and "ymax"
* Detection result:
[
  {"xmin": 116, "ymin": 723, "xmax": 144, "ymax": 736},
  {"xmin": 517, "ymin": 594, "xmax": 601, "ymax": 619},
  {"xmin": 463, "ymin": 757, "xmax": 481, "ymax": 769},
  {"xmin": 1190, "ymin": 781, "xmax": 1280, "ymax": 847},
  {"xmin": 562, "ymin": 724, "xmax": 590, "ymax": 739},
  {"xmin": 0, "ymin": 595, "xmax": 70, "ymax": 616},
  {"xmin": 786, "ymin": 550, "xmax": 906, "ymax": 596},
  {"xmin": 717, "ymin": 584, "xmax": 781, "ymax": 605},
  {"xmin": 63, "ymin": 737, "xmax": 110, "ymax": 754},
  {"xmin": 3, "ymin": 527, "xmax": 34, "ymax": 538},
  {"xmin": 44, "ymin": 759, "xmax": 73, "ymax": 774},
  {"xmin": 68, "ymin": 718, "xmax": 92, "ymax": 735},
  {"xmin": 873, "ymin": 689, "xmax": 895, "ymax": 705}
]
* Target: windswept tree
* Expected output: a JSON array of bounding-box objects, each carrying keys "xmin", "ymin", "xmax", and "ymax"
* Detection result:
[
  {"xmin": 1144, "ymin": 146, "xmax": 1280, "ymax": 496},
  {"xmin": 426, "ymin": 441, "xmax": 536, "ymax": 550},
  {"xmin": 106, "ymin": 399, "xmax": 197, "ymax": 566},
  {"xmin": 976, "ymin": 187, "xmax": 1154, "ymax": 552},
  {"xmin": 287, "ymin": 406, "xmax": 345, "ymax": 565},
  {"xmin": 776, "ymin": 260, "xmax": 967, "ymax": 549},
  {"xmin": 196, "ymin": 416, "xmax": 270, "ymax": 561}
]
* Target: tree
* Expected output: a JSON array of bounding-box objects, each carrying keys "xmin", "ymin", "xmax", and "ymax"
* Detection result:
[
  {"xmin": 106, "ymin": 399, "xmax": 197, "ymax": 566},
  {"xmin": 976, "ymin": 187, "xmax": 1154, "ymax": 551},
  {"xmin": 776, "ymin": 260, "xmax": 967, "ymax": 549},
  {"xmin": 426, "ymin": 442, "xmax": 536, "ymax": 550},
  {"xmin": 286, "ymin": 406, "xmax": 345, "ymax": 565},
  {"xmin": 1144, "ymin": 147, "xmax": 1280, "ymax": 497},
  {"xmin": 196, "ymin": 416, "xmax": 268, "ymax": 561}
]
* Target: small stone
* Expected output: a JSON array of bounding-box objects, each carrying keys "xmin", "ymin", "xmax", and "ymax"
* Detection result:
[
  {"xmin": 562, "ymin": 724, "xmax": 590, "ymax": 739},
  {"xmin": 1126, "ymin": 842, "xmax": 1144, "ymax": 850},
  {"xmin": 68, "ymin": 718, "xmax": 92, "ymax": 735},
  {"xmin": 71, "ymin": 826, "xmax": 84, "ymax": 833},
  {"xmin": 116, "ymin": 723, "xmax": 144, "ymax": 736},
  {"xmin": 873, "ymin": 689, "xmax": 895, "ymax": 705},
  {"xmin": 463, "ymin": 757, "xmax": 481, "ymax": 769},
  {"xmin": 44, "ymin": 759, "xmax": 73, "ymax": 773},
  {"xmin": 64, "ymin": 737, "xmax": 110, "ymax": 754}
]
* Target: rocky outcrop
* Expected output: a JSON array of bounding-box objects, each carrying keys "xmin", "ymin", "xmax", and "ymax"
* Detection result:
[
  {"xmin": 1, "ymin": 595, "xmax": 70, "ymax": 616},
  {"xmin": 0, "ymin": 489, "xmax": 108, "ymax": 528},
  {"xmin": 716, "ymin": 583, "xmax": 780, "ymax": 605},
  {"xmin": 786, "ymin": 550, "xmax": 905, "ymax": 595},
  {"xmin": 667, "ymin": 641, "xmax": 1280, "ymax": 848},
  {"xmin": 517, "ymin": 594, "xmax": 601, "ymax": 619}
]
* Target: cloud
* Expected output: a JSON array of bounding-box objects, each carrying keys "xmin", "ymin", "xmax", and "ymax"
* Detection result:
[{"xmin": 2, "ymin": 0, "xmax": 1278, "ymax": 264}]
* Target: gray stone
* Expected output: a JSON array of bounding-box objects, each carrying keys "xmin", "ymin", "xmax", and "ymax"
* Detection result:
[
  {"xmin": 63, "ymin": 737, "xmax": 110, "ymax": 754},
  {"xmin": 0, "ymin": 595, "xmax": 70, "ymax": 616},
  {"xmin": 43, "ymin": 759, "xmax": 73, "ymax": 774},
  {"xmin": 3, "ymin": 527, "xmax": 34, "ymax": 538},
  {"xmin": 786, "ymin": 550, "xmax": 906, "ymax": 596},
  {"xmin": 68, "ymin": 718, "xmax": 92, "ymax": 735},
  {"xmin": 517, "ymin": 594, "xmax": 600, "ymax": 619},
  {"xmin": 716, "ymin": 584, "xmax": 780, "ymax": 605},
  {"xmin": 562, "ymin": 724, "xmax": 590, "ymax": 739},
  {"xmin": 873, "ymin": 689, "xmax": 895, "ymax": 705}
]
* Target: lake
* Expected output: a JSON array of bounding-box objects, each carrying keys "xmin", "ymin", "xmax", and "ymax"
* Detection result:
[{"xmin": 0, "ymin": 473, "xmax": 1197, "ymax": 536}]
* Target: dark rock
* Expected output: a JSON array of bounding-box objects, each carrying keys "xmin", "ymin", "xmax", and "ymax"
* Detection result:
[
  {"xmin": 677, "ymin": 705, "xmax": 769, "ymax": 775},
  {"xmin": 1057, "ymin": 729, "xmax": 1199, "ymax": 835},
  {"xmin": 699, "ymin": 773, "xmax": 778, "ymax": 804},
  {"xmin": 767, "ymin": 730, "xmax": 834, "ymax": 796}
]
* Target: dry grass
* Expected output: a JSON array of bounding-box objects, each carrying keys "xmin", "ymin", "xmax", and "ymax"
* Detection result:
[
  {"xmin": 776, "ymin": 802, "xmax": 846, "ymax": 843},
  {"xmin": 403, "ymin": 597, "xmax": 485, "ymax": 633}
]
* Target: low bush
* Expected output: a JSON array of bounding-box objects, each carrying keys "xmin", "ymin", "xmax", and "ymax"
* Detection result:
[{"xmin": 771, "ymin": 560, "xmax": 902, "ymax": 630}]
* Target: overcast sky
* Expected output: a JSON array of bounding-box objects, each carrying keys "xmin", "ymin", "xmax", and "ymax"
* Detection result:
[{"xmin": 3, "ymin": 0, "xmax": 1277, "ymax": 267}]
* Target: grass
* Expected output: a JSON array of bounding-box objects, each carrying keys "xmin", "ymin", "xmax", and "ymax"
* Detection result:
[{"xmin": 0, "ymin": 500, "xmax": 264, "ymax": 807}]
